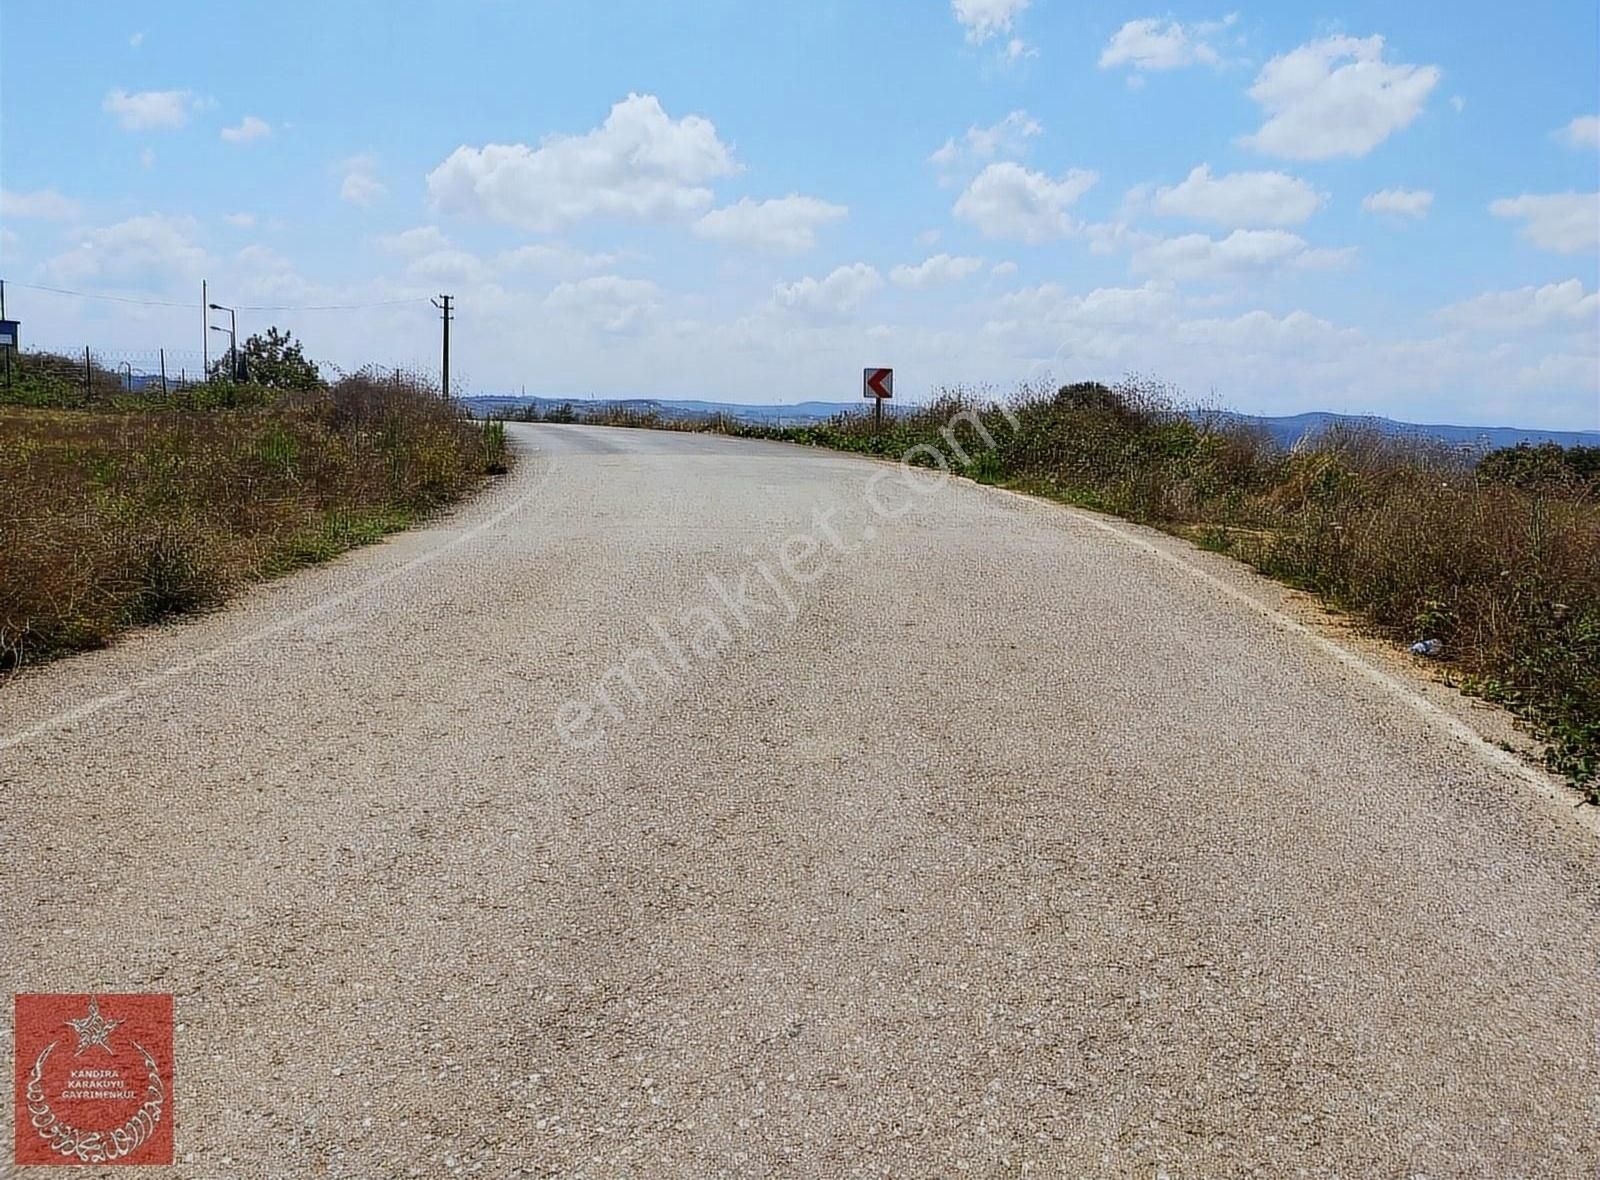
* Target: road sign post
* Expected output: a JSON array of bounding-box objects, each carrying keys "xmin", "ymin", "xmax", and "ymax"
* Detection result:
[{"xmin": 864, "ymin": 367, "xmax": 893, "ymax": 432}]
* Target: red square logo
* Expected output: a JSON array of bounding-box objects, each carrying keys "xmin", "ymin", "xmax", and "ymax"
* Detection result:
[{"xmin": 14, "ymin": 994, "xmax": 174, "ymax": 1166}]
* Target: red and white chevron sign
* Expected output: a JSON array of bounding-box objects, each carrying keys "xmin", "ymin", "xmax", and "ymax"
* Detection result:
[{"xmin": 863, "ymin": 367, "xmax": 893, "ymax": 399}]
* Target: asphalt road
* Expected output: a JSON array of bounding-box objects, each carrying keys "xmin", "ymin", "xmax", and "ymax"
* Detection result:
[{"xmin": 4, "ymin": 423, "xmax": 1597, "ymax": 1177}]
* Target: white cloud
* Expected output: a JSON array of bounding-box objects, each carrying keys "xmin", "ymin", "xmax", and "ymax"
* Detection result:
[
  {"xmin": 1174, "ymin": 308, "xmax": 1361, "ymax": 356},
  {"xmin": 890, "ymin": 255, "xmax": 985, "ymax": 288},
  {"xmin": 953, "ymin": 162, "xmax": 1098, "ymax": 243},
  {"xmin": 102, "ymin": 88, "xmax": 196, "ymax": 131},
  {"xmin": 952, "ymin": 0, "xmax": 1029, "ymax": 45},
  {"xmin": 1098, "ymin": 15, "xmax": 1235, "ymax": 72},
  {"xmin": 772, "ymin": 263, "xmax": 883, "ymax": 318},
  {"xmin": 0, "ymin": 188, "xmax": 81, "ymax": 220},
  {"xmin": 129, "ymin": 32, "xmax": 144, "ymax": 48},
  {"xmin": 995, "ymin": 281, "xmax": 1177, "ymax": 329},
  {"xmin": 1144, "ymin": 164, "xmax": 1324, "ymax": 226},
  {"xmin": 1241, "ymin": 36, "xmax": 1441, "ymax": 160},
  {"xmin": 498, "ymin": 243, "xmax": 620, "ymax": 275},
  {"xmin": 1131, "ymin": 229, "xmax": 1353, "ymax": 281},
  {"xmin": 991, "ymin": 260, "xmax": 1019, "ymax": 278},
  {"xmin": 1489, "ymin": 192, "xmax": 1600, "ymax": 255},
  {"xmin": 426, "ymin": 94, "xmax": 738, "ymax": 232},
  {"xmin": 407, "ymin": 249, "xmax": 494, "ymax": 286},
  {"xmin": 1437, "ymin": 279, "xmax": 1599, "ymax": 331},
  {"xmin": 222, "ymin": 212, "xmax": 256, "ymax": 228},
  {"xmin": 1361, "ymin": 188, "xmax": 1433, "ymax": 218},
  {"xmin": 692, "ymin": 195, "xmax": 847, "ymax": 252},
  {"xmin": 1557, "ymin": 115, "xmax": 1600, "ymax": 149},
  {"xmin": 139, "ymin": 148, "xmax": 156, "ymax": 170},
  {"xmin": 929, "ymin": 110, "xmax": 1041, "ymax": 181},
  {"xmin": 42, "ymin": 214, "xmax": 208, "ymax": 287},
  {"xmin": 545, "ymin": 275, "xmax": 661, "ymax": 333},
  {"xmin": 376, "ymin": 225, "xmax": 450, "ymax": 254},
  {"xmin": 1450, "ymin": 95, "xmax": 1466, "ymax": 113},
  {"xmin": 220, "ymin": 115, "xmax": 271, "ymax": 144},
  {"xmin": 231, "ymin": 244, "xmax": 315, "ymax": 303},
  {"xmin": 339, "ymin": 154, "xmax": 386, "ymax": 206}
]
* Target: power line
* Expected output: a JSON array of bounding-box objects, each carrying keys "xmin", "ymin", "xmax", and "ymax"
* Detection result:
[{"xmin": 0, "ymin": 280, "xmax": 427, "ymax": 313}]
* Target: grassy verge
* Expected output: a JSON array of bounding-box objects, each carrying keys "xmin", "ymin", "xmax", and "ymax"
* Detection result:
[
  {"xmin": 2, "ymin": 367, "xmax": 509, "ymax": 669},
  {"xmin": 514, "ymin": 385, "xmax": 1600, "ymax": 800}
]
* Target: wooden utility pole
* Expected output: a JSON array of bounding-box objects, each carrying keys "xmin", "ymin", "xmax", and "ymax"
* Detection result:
[
  {"xmin": 432, "ymin": 294, "xmax": 454, "ymax": 398},
  {"xmin": 201, "ymin": 280, "xmax": 209, "ymax": 375}
]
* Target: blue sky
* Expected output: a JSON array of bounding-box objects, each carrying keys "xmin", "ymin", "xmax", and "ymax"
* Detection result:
[{"xmin": 2, "ymin": 1, "xmax": 1597, "ymax": 426}]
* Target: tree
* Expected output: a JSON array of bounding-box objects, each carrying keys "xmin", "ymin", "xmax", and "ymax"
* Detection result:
[{"xmin": 238, "ymin": 326, "xmax": 324, "ymax": 390}]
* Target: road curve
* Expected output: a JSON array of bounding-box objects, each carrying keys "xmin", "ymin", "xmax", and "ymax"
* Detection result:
[{"xmin": 3, "ymin": 423, "xmax": 1596, "ymax": 1176}]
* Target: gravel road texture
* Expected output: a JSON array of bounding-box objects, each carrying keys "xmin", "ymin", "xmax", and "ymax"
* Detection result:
[{"xmin": 3, "ymin": 423, "xmax": 1596, "ymax": 1176}]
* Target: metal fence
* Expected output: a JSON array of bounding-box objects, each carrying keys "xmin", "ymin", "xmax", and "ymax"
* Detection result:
[
  {"xmin": 6, "ymin": 346, "xmax": 210, "ymax": 395},
  {"xmin": 1, "ymin": 344, "xmax": 450, "ymax": 405}
]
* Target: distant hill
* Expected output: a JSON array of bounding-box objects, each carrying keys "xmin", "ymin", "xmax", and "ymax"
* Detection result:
[
  {"xmin": 463, "ymin": 396, "xmax": 1599, "ymax": 451},
  {"xmin": 464, "ymin": 395, "xmax": 863, "ymax": 426},
  {"xmin": 1198, "ymin": 410, "xmax": 1600, "ymax": 451}
]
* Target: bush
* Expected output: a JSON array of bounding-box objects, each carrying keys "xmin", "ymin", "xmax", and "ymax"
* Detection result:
[{"xmin": 0, "ymin": 369, "xmax": 511, "ymax": 668}]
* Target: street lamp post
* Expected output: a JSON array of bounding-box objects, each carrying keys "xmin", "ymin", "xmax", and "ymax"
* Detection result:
[{"xmin": 208, "ymin": 302, "xmax": 237, "ymax": 380}]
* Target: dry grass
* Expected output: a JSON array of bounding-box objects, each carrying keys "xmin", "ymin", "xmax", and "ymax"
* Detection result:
[
  {"xmin": 1, "ymin": 370, "xmax": 508, "ymax": 668},
  {"xmin": 541, "ymin": 380, "xmax": 1600, "ymax": 796}
]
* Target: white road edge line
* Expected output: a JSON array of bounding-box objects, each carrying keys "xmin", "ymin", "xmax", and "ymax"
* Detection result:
[
  {"xmin": 0, "ymin": 456, "xmax": 556, "ymax": 755},
  {"xmin": 988, "ymin": 485, "xmax": 1599, "ymax": 835}
]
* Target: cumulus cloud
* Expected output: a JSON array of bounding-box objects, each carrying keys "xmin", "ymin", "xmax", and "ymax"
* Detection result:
[
  {"xmin": 890, "ymin": 255, "xmax": 985, "ymax": 288},
  {"xmin": 1098, "ymin": 15, "xmax": 1236, "ymax": 72},
  {"xmin": 339, "ymin": 154, "xmax": 387, "ymax": 206},
  {"xmin": 426, "ymin": 94, "xmax": 739, "ymax": 232},
  {"xmin": 929, "ymin": 110, "xmax": 1041, "ymax": 182},
  {"xmin": 995, "ymin": 281, "xmax": 1177, "ymax": 329},
  {"xmin": 952, "ymin": 0, "xmax": 1030, "ymax": 45},
  {"xmin": 772, "ymin": 263, "xmax": 883, "ymax": 318},
  {"xmin": 1131, "ymin": 229, "xmax": 1353, "ymax": 281},
  {"xmin": 1489, "ymin": 192, "xmax": 1600, "ymax": 255},
  {"xmin": 1241, "ymin": 35, "xmax": 1440, "ymax": 160},
  {"xmin": 376, "ymin": 225, "xmax": 451, "ymax": 254},
  {"xmin": 692, "ymin": 195, "xmax": 847, "ymax": 252},
  {"xmin": 42, "ymin": 214, "xmax": 208, "ymax": 286},
  {"xmin": 103, "ymin": 88, "xmax": 197, "ymax": 131},
  {"xmin": 407, "ymin": 249, "xmax": 494, "ymax": 286},
  {"xmin": 498, "ymin": 243, "xmax": 620, "ymax": 275},
  {"xmin": 220, "ymin": 115, "xmax": 271, "ymax": 144},
  {"xmin": 545, "ymin": 275, "xmax": 661, "ymax": 333},
  {"xmin": 1143, "ymin": 164, "xmax": 1324, "ymax": 226},
  {"xmin": 1361, "ymin": 188, "xmax": 1433, "ymax": 218},
  {"xmin": 1, "ymin": 188, "xmax": 81, "ymax": 220},
  {"xmin": 954, "ymin": 162, "xmax": 1098, "ymax": 243},
  {"xmin": 1174, "ymin": 308, "xmax": 1361, "ymax": 355},
  {"xmin": 1437, "ymin": 279, "xmax": 1599, "ymax": 331},
  {"xmin": 1557, "ymin": 115, "xmax": 1600, "ymax": 149},
  {"xmin": 990, "ymin": 260, "xmax": 1019, "ymax": 278}
]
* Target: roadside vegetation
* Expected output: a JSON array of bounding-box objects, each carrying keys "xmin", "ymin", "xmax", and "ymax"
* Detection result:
[
  {"xmin": 511, "ymin": 383, "xmax": 1599, "ymax": 799},
  {"xmin": 1, "ymin": 333, "xmax": 509, "ymax": 669}
]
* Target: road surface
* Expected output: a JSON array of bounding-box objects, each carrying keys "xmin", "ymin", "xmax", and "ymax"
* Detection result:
[{"xmin": 3, "ymin": 423, "xmax": 1597, "ymax": 1176}]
